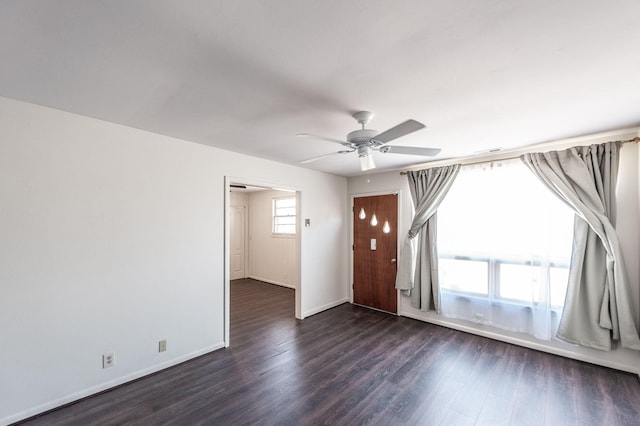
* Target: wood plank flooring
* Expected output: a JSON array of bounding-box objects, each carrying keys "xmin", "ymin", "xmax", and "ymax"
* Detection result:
[{"xmin": 17, "ymin": 278, "xmax": 640, "ymax": 425}]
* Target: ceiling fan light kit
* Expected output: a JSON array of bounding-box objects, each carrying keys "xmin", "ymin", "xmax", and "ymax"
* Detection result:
[
  {"xmin": 359, "ymin": 152, "xmax": 376, "ymax": 171},
  {"xmin": 299, "ymin": 111, "xmax": 441, "ymax": 171}
]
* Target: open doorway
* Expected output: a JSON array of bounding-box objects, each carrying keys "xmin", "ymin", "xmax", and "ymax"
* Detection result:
[{"xmin": 224, "ymin": 177, "xmax": 301, "ymax": 346}]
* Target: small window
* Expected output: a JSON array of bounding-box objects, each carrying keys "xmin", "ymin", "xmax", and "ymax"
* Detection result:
[{"xmin": 273, "ymin": 196, "xmax": 296, "ymax": 235}]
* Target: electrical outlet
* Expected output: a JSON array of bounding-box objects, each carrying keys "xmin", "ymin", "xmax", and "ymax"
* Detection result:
[
  {"xmin": 103, "ymin": 352, "xmax": 115, "ymax": 368},
  {"xmin": 158, "ymin": 340, "xmax": 167, "ymax": 352}
]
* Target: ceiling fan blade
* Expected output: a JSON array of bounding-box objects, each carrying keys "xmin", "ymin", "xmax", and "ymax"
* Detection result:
[
  {"xmin": 371, "ymin": 119, "xmax": 426, "ymax": 145},
  {"xmin": 299, "ymin": 150, "xmax": 352, "ymax": 164},
  {"xmin": 296, "ymin": 133, "xmax": 352, "ymax": 147},
  {"xmin": 379, "ymin": 146, "xmax": 441, "ymax": 156}
]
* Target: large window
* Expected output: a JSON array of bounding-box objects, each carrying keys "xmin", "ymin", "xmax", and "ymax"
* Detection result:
[
  {"xmin": 272, "ymin": 196, "xmax": 296, "ymax": 235},
  {"xmin": 436, "ymin": 159, "xmax": 574, "ymax": 340}
]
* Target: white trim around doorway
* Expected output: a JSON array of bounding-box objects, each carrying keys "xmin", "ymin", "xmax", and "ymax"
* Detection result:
[{"xmin": 224, "ymin": 176, "xmax": 303, "ymax": 347}]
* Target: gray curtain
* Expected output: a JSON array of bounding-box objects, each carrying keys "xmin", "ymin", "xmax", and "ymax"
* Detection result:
[
  {"xmin": 521, "ymin": 142, "xmax": 640, "ymax": 351},
  {"xmin": 395, "ymin": 165, "xmax": 460, "ymax": 311}
]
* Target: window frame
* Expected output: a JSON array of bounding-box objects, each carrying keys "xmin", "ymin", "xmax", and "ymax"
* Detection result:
[
  {"xmin": 439, "ymin": 253, "xmax": 570, "ymax": 309},
  {"xmin": 272, "ymin": 196, "xmax": 297, "ymax": 236}
]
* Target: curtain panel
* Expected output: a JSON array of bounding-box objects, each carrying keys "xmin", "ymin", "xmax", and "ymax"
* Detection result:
[
  {"xmin": 396, "ymin": 165, "xmax": 460, "ymax": 311},
  {"xmin": 521, "ymin": 142, "xmax": 640, "ymax": 351}
]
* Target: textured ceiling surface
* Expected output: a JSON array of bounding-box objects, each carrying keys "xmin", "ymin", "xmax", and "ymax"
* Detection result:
[{"xmin": 1, "ymin": 0, "xmax": 639, "ymax": 176}]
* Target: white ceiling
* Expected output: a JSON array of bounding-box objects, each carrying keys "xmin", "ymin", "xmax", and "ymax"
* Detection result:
[{"xmin": 1, "ymin": 1, "xmax": 640, "ymax": 177}]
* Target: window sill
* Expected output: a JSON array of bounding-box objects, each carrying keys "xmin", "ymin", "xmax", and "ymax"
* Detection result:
[
  {"xmin": 441, "ymin": 290, "xmax": 563, "ymax": 312},
  {"xmin": 271, "ymin": 233, "xmax": 296, "ymax": 239}
]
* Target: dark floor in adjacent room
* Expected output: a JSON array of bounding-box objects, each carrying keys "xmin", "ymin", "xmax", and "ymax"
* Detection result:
[{"xmin": 17, "ymin": 278, "xmax": 640, "ymax": 425}]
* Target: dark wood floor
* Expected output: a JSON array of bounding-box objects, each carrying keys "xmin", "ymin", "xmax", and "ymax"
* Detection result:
[{"xmin": 18, "ymin": 278, "xmax": 640, "ymax": 425}]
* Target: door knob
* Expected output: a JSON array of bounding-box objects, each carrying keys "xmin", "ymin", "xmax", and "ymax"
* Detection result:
[{"xmin": 391, "ymin": 258, "xmax": 397, "ymax": 263}]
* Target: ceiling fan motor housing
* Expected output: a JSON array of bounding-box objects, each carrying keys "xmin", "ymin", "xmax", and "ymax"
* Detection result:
[{"xmin": 347, "ymin": 128, "xmax": 379, "ymax": 145}]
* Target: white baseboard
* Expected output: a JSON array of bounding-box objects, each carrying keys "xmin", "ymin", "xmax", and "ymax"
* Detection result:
[
  {"xmin": 247, "ymin": 275, "xmax": 296, "ymax": 289},
  {"xmin": 2, "ymin": 343, "xmax": 225, "ymax": 426},
  {"xmin": 400, "ymin": 311, "xmax": 640, "ymax": 374},
  {"xmin": 303, "ymin": 298, "xmax": 349, "ymax": 318}
]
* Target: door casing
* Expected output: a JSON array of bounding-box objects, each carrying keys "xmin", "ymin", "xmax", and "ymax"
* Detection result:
[{"xmin": 224, "ymin": 176, "xmax": 302, "ymax": 347}]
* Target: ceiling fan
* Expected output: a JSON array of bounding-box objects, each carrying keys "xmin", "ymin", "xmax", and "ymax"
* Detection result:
[{"xmin": 298, "ymin": 111, "xmax": 441, "ymax": 171}]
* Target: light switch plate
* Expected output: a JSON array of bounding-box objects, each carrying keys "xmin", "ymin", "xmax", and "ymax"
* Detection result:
[{"xmin": 102, "ymin": 352, "xmax": 115, "ymax": 368}]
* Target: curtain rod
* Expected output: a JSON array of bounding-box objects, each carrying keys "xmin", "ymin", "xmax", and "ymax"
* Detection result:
[{"xmin": 399, "ymin": 136, "xmax": 640, "ymax": 175}]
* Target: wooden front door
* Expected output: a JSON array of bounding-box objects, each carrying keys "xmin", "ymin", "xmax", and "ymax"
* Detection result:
[{"xmin": 353, "ymin": 194, "xmax": 398, "ymax": 313}]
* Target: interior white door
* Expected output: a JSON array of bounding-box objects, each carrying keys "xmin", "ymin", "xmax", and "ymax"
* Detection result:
[{"xmin": 230, "ymin": 206, "xmax": 246, "ymax": 280}]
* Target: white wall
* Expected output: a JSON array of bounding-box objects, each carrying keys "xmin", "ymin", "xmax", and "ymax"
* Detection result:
[
  {"xmin": 247, "ymin": 190, "xmax": 298, "ymax": 288},
  {"xmin": 348, "ymin": 135, "xmax": 640, "ymax": 374},
  {"xmin": 0, "ymin": 97, "xmax": 349, "ymax": 424}
]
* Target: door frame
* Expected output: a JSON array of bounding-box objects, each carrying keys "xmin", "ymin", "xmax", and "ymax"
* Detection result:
[
  {"xmin": 224, "ymin": 176, "xmax": 302, "ymax": 347},
  {"xmin": 350, "ymin": 189, "xmax": 404, "ymax": 309}
]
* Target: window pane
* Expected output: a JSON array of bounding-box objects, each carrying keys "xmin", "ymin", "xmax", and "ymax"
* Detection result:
[
  {"xmin": 275, "ymin": 216, "xmax": 296, "ymax": 225},
  {"xmin": 274, "ymin": 224, "xmax": 296, "ymax": 234},
  {"xmin": 499, "ymin": 264, "xmax": 541, "ymax": 302},
  {"xmin": 276, "ymin": 197, "xmax": 296, "ymax": 208},
  {"xmin": 275, "ymin": 206, "xmax": 296, "ymax": 216},
  {"xmin": 499, "ymin": 264, "xmax": 569, "ymax": 307},
  {"xmin": 440, "ymin": 258, "xmax": 488, "ymax": 295},
  {"xmin": 549, "ymin": 267, "xmax": 569, "ymax": 307},
  {"xmin": 437, "ymin": 162, "xmax": 573, "ymax": 261}
]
